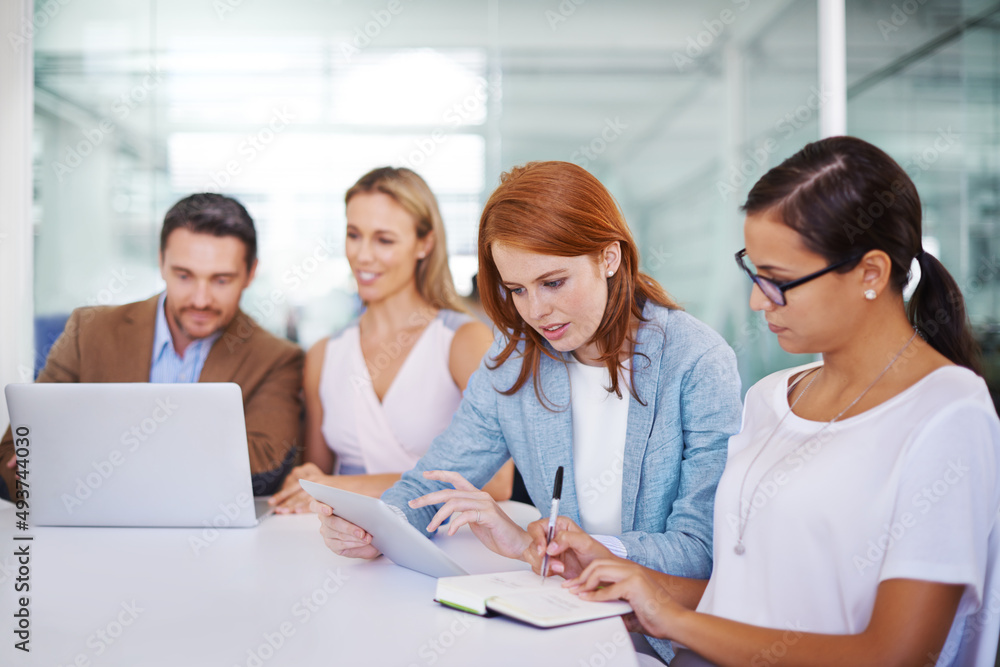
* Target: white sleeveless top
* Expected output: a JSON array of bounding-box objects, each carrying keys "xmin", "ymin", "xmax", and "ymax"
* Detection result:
[{"xmin": 318, "ymin": 310, "xmax": 473, "ymax": 474}]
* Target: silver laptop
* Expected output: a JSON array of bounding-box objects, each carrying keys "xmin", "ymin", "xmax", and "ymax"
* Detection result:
[{"xmin": 4, "ymin": 382, "xmax": 273, "ymax": 527}]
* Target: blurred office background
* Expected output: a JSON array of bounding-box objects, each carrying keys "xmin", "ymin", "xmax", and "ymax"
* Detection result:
[{"xmin": 9, "ymin": 0, "xmax": 1000, "ymax": 397}]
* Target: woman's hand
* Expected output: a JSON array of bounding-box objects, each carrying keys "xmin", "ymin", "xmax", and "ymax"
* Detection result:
[
  {"xmin": 270, "ymin": 462, "xmax": 328, "ymax": 514},
  {"xmin": 311, "ymin": 499, "xmax": 382, "ymax": 560},
  {"xmin": 526, "ymin": 516, "xmax": 615, "ymax": 579},
  {"xmin": 408, "ymin": 470, "xmax": 534, "ymax": 562},
  {"xmin": 568, "ymin": 558, "xmax": 687, "ymax": 639}
]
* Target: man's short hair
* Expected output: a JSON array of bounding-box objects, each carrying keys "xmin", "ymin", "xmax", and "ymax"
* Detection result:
[{"xmin": 160, "ymin": 193, "xmax": 257, "ymax": 271}]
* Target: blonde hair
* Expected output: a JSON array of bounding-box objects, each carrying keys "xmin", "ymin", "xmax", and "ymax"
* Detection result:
[{"xmin": 345, "ymin": 167, "xmax": 466, "ymax": 313}]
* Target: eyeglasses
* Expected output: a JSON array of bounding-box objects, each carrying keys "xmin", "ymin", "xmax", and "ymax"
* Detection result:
[{"xmin": 734, "ymin": 249, "xmax": 864, "ymax": 306}]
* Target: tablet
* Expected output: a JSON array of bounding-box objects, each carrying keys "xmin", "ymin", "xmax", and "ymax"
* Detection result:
[{"xmin": 299, "ymin": 479, "xmax": 469, "ymax": 579}]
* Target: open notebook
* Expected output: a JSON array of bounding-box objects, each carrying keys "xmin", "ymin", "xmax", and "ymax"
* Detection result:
[{"xmin": 434, "ymin": 569, "xmax": 632, "ymax": 628}]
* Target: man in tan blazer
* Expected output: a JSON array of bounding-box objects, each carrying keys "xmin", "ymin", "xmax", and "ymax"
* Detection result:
[{"xmin": 0, "ymin": 193, "xmax": 303, "ymax": 499}]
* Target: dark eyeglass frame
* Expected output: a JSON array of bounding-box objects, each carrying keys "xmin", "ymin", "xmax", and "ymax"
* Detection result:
[{"xmin": 735, "ymin": 248, "xmax": 865, "ymax": 306}]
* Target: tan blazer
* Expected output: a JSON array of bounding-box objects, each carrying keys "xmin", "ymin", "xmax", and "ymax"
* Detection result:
[{"xmin": 1, "ymin": 295, "xmax": 304, "ymax": 497}]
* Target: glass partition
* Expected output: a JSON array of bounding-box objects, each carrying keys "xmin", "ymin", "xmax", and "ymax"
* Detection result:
[
  {"xmin": 847, "ymin": 0, "xmax": 1000, "ymax": 402},
  {"xmin": 30, "ymin": 0, "xmax": 1000, "ymax": 393}
]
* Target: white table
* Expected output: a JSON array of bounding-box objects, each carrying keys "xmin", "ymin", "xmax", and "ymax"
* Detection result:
[{"xmin": 0, "ymin": 500, "xmax": 638, "ymax": 666}]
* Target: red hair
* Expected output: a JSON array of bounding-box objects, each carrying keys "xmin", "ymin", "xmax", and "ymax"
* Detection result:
[{"xmin": 478, "ymin": 161, "xmax": 678, "ymax": 407}]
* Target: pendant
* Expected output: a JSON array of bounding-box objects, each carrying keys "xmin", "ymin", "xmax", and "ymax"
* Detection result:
[{"xmin": 734, "ymin": 542, "xmax": 745, "ymax": 556}]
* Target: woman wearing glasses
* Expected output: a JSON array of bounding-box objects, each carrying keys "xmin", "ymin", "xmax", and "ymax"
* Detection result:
[
  {"xmin": 540, "ymin": 137, "xmax": 1000, "ymax": 666},
  {"xmin": 312, "ymin": 161, "xmax": 743, "ymax": 660}
]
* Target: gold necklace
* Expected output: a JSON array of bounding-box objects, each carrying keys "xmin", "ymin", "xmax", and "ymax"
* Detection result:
[{"xmin": 733, "ymin": 330, "xmax": 918, "ymax": 556}]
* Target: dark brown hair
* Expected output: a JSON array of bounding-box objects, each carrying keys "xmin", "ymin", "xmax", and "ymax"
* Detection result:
[
  {"xmin": 160, "ymin": 193, "xmax": 256, "ymax": 271},
  {"xmin": 742, "ymin": 136, "xmax": 981, "ymax": 373},
  {"xmin": 478, "ymin": 161, "xmax": 679, "ymax": 406}
]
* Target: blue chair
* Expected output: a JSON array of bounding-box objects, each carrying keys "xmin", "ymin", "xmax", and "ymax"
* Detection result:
[{"xmin": 33, "ymin": 314, "xmax": 69, "ymax": 379}]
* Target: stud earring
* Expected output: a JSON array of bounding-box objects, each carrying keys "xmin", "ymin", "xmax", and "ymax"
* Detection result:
[
  {"xmin": 607, "ymin": 270, "xmax": 614, "ymax": 277},
  {"xmin": 864, "ymin": 289, "xmax": 877, "ymax": 301}
]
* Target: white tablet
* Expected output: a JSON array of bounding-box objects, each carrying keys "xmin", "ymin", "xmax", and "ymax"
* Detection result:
[{"xmin": 299, "ymin": 479, "xmax": 469, "ymax": 579}]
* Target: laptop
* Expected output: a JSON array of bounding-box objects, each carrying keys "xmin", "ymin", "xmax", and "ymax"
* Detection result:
[{"xmin": 4, "ymin": 382, "xmax": 274, "ymax": 528}]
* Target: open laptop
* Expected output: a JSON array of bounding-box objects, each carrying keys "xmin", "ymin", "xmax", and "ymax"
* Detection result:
[{"xmin": 4, "ymin": 382, "xmax": 274, "ymax": 527}]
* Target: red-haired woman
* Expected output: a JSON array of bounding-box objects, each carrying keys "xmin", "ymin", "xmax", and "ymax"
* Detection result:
[{"xmin": 312, "ymin": 161, "xmax": 743, "ymax": 661}]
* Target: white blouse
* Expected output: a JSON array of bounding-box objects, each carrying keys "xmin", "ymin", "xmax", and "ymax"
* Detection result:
[{"xmin": 696, "ymin": 363, "xmax": 1000, "ymax": 666}]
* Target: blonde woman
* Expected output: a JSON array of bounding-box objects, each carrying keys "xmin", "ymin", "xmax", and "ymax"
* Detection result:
[{"xmin": 272, "ymin": 167, "xmax": 512, "ymax": 510}]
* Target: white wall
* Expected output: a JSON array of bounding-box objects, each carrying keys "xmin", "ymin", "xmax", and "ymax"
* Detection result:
[{"xmin": 0, "ymin": 0, "xmax": 35, "ymax": 431}]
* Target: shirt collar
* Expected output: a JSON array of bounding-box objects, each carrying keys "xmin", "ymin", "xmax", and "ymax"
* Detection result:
[
  {"xmin": 152, "ymin": 292, "xmax": 174, "ymax": 363},
  {"xmin": 152, "ymin": 292, "xmax": 223, "ymax": 361}
]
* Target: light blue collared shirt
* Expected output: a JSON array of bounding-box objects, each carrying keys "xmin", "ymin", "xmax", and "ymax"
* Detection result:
[{"xmin": 149, "ymin": 292, "xmax": 222, "ymax": 383}]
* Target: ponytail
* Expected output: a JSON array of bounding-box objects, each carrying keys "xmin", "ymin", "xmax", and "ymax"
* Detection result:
[
  {"xmin": 742, "ymin": 137, "xmax": 984, "ymax": 376},
  {"xmin": 907, "ymin": 252, "xmax": 982, "ymax": 374}
]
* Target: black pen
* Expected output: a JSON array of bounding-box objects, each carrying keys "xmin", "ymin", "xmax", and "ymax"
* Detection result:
[{"xmin": 540, "ymin": 466, "xmax": 564, "ymax": 583}]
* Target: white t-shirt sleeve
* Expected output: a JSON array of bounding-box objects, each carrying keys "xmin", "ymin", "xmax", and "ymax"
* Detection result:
[
  {"xmin": 878, "ymin": 399, "xmax": 1000, "ymax": 615},
  {"xmin": 591, "ymin": 534, "xmax": 628, "ymax": 559}
]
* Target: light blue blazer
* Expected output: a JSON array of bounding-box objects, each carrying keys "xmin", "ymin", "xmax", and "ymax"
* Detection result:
[{"xmin": 382, "ymin": 302, "xmax": 742, "ymax": 578}]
